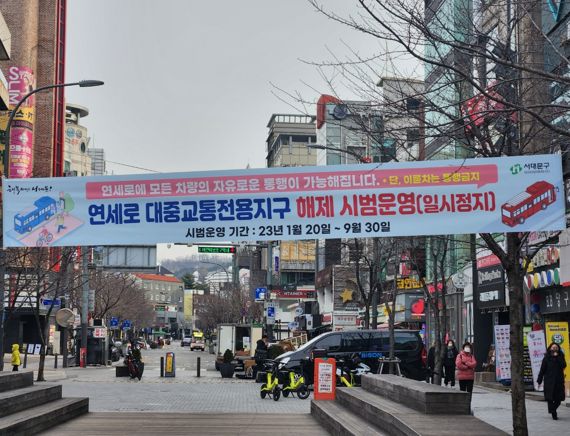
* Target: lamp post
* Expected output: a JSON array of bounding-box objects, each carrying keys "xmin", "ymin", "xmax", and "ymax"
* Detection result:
[{"xmin": 0, "ymin": 79, "xmax": 104, "ymax": 371}]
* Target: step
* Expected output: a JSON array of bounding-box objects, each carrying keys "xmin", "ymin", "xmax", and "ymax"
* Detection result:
[
  {"xmin": 336, "ymin": 387, "xmax": 507, "ymax": 436},
  {"xmin": 311, "ymin": 400, "xmax": 388, "ymax": 436},
  {"xmin": 0, "ymin": 385, "xmax": 62, "ymax": 418},
  {"xmin": 0, "ymin": 372, "xmax": 34, "ymax": 393},
  {"xmin": 0, "ymin": 397, "xmax": 89, "ymax": 435},
  {"xmin": 361, "ymin": 374, "xmax": 470, "ymax": 414}
]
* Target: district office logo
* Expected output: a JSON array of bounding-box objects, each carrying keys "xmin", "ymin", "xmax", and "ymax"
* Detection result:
[
  {"xmin": 510, "ymin": 164, "xmax": 522, "ymax": 175},
  {"xmin": 551, "ymin": 333, "xmax": 564, "ymax": 345},
  {"xmin": 547, "ymin": 0, "xmax": 565, "ymax": 21}
]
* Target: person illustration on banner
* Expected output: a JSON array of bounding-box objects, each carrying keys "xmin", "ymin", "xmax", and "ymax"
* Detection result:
[
  {"xmin": 537, "ymin": 343, "xmax": 566, "ymax": 420},
  {"xmin": 56, "ymin": 213, "xmax": 66, "ymax": 233},
  {"xmin": 443, "ymin": 339, "xmax": 459, "ymax": 387}
]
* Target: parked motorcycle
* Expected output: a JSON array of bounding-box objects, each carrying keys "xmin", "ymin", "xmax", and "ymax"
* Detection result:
[{"xmin": 124, "ymin": 346, "xmax": 144, "ymax": 380}]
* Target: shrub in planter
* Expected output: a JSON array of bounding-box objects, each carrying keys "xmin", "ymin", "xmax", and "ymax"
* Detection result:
[{"xmin": 220, "ymin": 349, "xmax": 235, "ymax": 378}]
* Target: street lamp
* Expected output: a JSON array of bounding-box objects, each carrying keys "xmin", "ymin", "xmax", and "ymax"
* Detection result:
[
  {"xmin": 3, "ymin": 80, "xmax": 104, "ymax": 176},
  {"xmin": 0, "ymin": 80, "xmax": 104, "ymax": 371}
]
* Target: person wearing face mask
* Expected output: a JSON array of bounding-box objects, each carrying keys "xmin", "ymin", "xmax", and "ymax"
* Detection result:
[
  {"xmin": 537, "ymin": 343, "xmax": 566, "ymax": 420},
  {"xmin": 443, "ymin": 340, "xmax": 459, "ymax": 387},
  {"xmin": 455, "ymin": 341, "xmax": 477, "ymax": 394}
]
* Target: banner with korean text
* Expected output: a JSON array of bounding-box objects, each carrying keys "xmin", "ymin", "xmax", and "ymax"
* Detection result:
[{"xmin": 2, "ymin": 154, "xmax": 565, "ymax": 247}]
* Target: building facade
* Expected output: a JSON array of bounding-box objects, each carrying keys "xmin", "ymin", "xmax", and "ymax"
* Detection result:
[
  {"xmin": 0, "ymin": 0, "xmax": 68, "ymax": 178},
  {"xmin": 134, "ymin": 273, "xmax": 184, "ymax": 335},
  {"xmin": 64, "ymin": 103, "xmax": 91, "ymax": 176}
]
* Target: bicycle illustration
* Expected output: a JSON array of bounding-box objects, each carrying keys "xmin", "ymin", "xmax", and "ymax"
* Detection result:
[{"xmin": 36, "ymin": 228, "xmax": 54, "ymax": 247}]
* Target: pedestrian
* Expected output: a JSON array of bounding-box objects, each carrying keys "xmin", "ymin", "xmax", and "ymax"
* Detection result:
[
  {"xmin": 11, "ymin": 344, "xmax": 21, "ymax": 371},
  {"xmin": 443, "ymin": 339, "xmax": 459, "ymax": 387},
  {"xmin": 537, "ymin": 342, "xmax": 566, "ymax": 420},
  {"xmin": 456, "ymin": 341, "xmax": 477, "ymax": 393}
]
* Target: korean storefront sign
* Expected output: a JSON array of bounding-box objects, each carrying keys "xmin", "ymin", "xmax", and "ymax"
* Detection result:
[
  {"xmin": 527, "ymin": 330, "xmax": 546, "ymax": 391},
  {"xmin": 2, "ymin": 154, "xmax": 564, "ymax": 247},
  {"xmin": 545, "ymin": 322, "xmax": 570, "ymax": 387},
  {"xmin": 477, "ymin": 255, "xmax": 506, "ymax": 309},
  {"xmin": 494, "ymin": 324, "xmax": 511, "ymax": 381}
]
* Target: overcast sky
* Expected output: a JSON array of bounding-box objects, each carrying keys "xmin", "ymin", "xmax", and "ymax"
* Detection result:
[
  {"xmin": 65, "ymin": 1, "xmax": 411, "ymax": 261},
  {"xmin": 65, "ymin": 0, "xmax": 405, "ymax": 175}
]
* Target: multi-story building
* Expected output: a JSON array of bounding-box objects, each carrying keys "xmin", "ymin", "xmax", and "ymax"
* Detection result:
[
  {"xmin": 134, "ymin": 273, "xmax": 184, "ymax": 336},
  {"xmin": 0, "ymin": 1, "xmax": 68, "ymax": 178},
  {"xmin": 87, "ymin": 148, "xmax": 105, "ymax": 175},
  {"xmin": 64, "ymin": 103, "xmax": 91, "ymax": 176},
  {"xmin": 0, "ymin": 9, "xmax": 9, "ymax": 112}
]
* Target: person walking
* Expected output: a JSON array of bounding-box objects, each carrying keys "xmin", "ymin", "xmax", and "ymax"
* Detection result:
[
  {"xmin": 443, "ymin": 340, "xmax": 459, "ymax": 387},
  {"xmin": 537, "ymin": 342, "xmax": 566, "ymax": 420},
  {"xmin": 11, "ymin": 344, "xmax": 21, "ymax": 371},
  {"xmin": 456, "ymin": 341, "xmax": 477, "ymax": 393}
]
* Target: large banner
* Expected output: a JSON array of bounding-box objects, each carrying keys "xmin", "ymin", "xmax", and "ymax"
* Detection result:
[{"xmin": 2, "ymin": 154, "xmax": 565, "ymax": 247}]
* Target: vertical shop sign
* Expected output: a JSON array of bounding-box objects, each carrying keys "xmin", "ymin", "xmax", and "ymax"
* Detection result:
[
  {"xmin": 0, "ymin": 66, "xmax": 36, "ymax": 178},
  {"xmin": 522, "ymin": 326, "xmax": 533, "ymax": 384},
  {"xmin": 545, "ymin": 322, "xmax": 570, "ymax": 395},
  {"xmin": 494, "ymin": 324, "xmax": 511, "ymax": 382},
  {"xmin": 527, "ymin": 330, "xmax": 547, "ymax": 392}
]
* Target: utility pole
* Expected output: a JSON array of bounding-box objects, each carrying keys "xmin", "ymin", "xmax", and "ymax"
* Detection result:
[
  {"xmin": 266, "ymin": 242, "xmax": 273, "ymax": 341},
  {"xmin": 80, "ymin": 247, "xmax": 89, "ymax": 367}
]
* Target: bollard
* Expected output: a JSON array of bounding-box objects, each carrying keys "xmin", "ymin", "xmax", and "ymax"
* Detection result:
[
  {"xmin": 197, "ymin": 357, "xmax": 200, "ymax": 378},
  {"xmin": 160, "ymin": 356, "xmax": 164, "ymax": 377},
  {"xmin": 54, "ymin": 354, "xmax": 58, "ymax": 369},
  {"xmin": 23, "ymin": 347, "xmax": 28, "ymax": 369}
]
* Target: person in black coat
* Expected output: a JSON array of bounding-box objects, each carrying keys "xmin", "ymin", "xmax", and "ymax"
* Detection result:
[
  {"xmin": 443, "ymin": 340, "xmax": 459, "ymax": 387},
  {"xmin": 426, "ymin": 343, "xmax": 436, "ymax": 383},
  {"xmin": 537, "ymin": 342, "xmax": 567, "ymax": 420}
]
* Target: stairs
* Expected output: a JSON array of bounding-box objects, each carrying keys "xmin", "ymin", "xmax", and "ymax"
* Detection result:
[
  {"xmin": 0, "ymin": 371, "xmax": 88, "ymax": 435},
  {"xmin": 311, "ymin": 374, "xmax": 507, "ymax": 436}
]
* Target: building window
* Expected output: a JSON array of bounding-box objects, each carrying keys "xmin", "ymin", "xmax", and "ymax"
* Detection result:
[{"xmin": 406, "ymin": 98, "xmax": 421, "ymax": 113}]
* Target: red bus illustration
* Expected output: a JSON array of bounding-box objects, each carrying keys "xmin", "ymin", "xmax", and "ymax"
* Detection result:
[{"xmin": 501, "ymin": 181, "xmax": 556, "ymax": 227}]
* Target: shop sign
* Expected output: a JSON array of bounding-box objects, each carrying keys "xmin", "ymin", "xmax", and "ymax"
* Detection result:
[
  {"xmin": 333, "ymin": 314, "xmax": 357, "ymax": 326},
  {"xmin": 539, "ymin": 287, "xmax": 570, "ymax": 314},
  {"xmin": 274, "ymin": 289, "xmax": 315, "ymax": 299},
  {"xmin": 527, "ymin": 330, "xmax": 547, "ymax": 391},
  {"xmin": 477, "ymin": 264, "xmax": 506, "ymax": 309},
  {"xmin": 545, "ymin": 322, "xmax": 570, "ymax": 385},
  {"xmin": 396, "ymin": 277, "xmax": 423, "ymax": 290},
  {"xmin": 322, "ymin": 313, "xmax": 332, "ymax": 325},
  {"xmin": 494, "ymin": 324, "xmax": 511, "ymax": 381}
]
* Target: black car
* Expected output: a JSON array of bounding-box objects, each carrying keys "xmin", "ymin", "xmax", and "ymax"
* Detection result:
[{"xmin": 276, "ymin": 329, "xmax": 427, "ymax": 384}]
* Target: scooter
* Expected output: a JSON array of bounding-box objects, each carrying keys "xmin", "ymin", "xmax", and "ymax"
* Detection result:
[
  {"xmin": 336, "ymin": 354, "xmax": 371, "ymax": 387},
  {"xmin": 280, "ymin": 365, "xmax": 310, "ymax": 399},
  {"xmin": 259, "ymin": 360, "xmax": 281, "ymax": 401}
]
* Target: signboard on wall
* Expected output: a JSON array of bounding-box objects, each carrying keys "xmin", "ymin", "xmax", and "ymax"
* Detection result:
[
  {"xmin": 2, "ymin": 154, "xmax": 564, "ymax": 247},
  {"xmin": 477, "ymin": 255, "xmax": 506, "ymax": 309}
]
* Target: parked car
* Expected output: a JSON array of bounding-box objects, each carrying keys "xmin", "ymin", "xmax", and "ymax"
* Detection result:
[
  {"xmin": 275, "ymin": 329, "xmax": 427, "ymax": 385},
  {"xmin": 190, "ymin": 337, "xmax": 205, "ymax": 351},
  {"xmin": 181, "ymin": 336, "xmax": 192, "ymax": 347}
]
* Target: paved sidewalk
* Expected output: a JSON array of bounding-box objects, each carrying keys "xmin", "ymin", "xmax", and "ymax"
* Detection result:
[{"xmin": 470, "ymin": 386, "xmax": 567, "ymax": 435}]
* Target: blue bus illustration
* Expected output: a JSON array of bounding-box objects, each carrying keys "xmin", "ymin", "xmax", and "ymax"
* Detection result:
[{"xmin": 14, "ymin": 196, "xmax": 58, "ymax": 234}]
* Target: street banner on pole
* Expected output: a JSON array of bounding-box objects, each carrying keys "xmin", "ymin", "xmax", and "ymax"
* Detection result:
[
  {"xmin": 2, "ymin": 154, "xmax": 565, "ymax": 247},
  {"xmin": 545, "ymin": 321, "xmax": 570, "ymax": 396}
]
